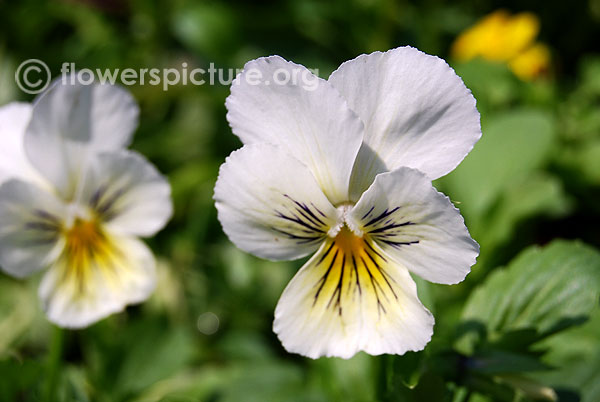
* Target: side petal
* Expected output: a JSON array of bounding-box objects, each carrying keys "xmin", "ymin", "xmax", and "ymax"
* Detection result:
[
  {"xmin": 0, "ymin": 102, "xmax": 44, "ymax": 185},
  {"xmin": 348, "ymin": 167, "xmax": 479, "ymax": 285},
  {"xmin": 79, "ymin": 150, "xmax": 172, "ymax": 238},
  {"xmin": 214, "ymin": 143, "xmax": 340, "ymax": 261},
  {"xmin": 328, "ymin": 47, "xmax": 481, "ymax": 198},
  {"xmin": 24, "ymin": 78, "xmax": 139, "ymax": 196},
  {"xmin": 0, "ymin": 179, "xmax": 67, "ymax": 278},
  {"xmin": 226, "ymin": 56, "xmax": 364, "ymax": 204},
  {"xmin": 39, "ymin": 232, "xmax": 156, "ymax": 329},
  {"xmin": 273, "ymin": 230, "xmax": 434, "ymax": 359}
]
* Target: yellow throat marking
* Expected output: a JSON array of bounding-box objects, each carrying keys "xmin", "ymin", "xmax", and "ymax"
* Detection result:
[
  {"xmin": 59, "ymin": 218, "xmax": 118, "ymax": 296},
  {"xmin": 311, "ymin": 226, "xmax": 398, "ymax": 317}
]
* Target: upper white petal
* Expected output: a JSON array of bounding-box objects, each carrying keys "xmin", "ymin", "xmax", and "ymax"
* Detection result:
[
  {"xmin": 24, "ymin": 78, "xmax": 139, "ymax": 197},
  {"xmin": 79, "ymin": 149, "xmax": 173, "ymax": 237},
  {"xmin": 226, "ymin": 56, "xmax": 364, "ymax": 205},
  {"xmin": 214, "ymin": 143, "xmax": 340, "ymax": 261},
  {"xmin": 29, "ymin": 77, "xmax": 138, "ymax": 149},
  {"xmin": 348, "ymin": 167, "xmax": 479, "ymax": 284},
  {"xmin": 0, "ymin": 102, "xmax": 45, "ymax": 185},
  {"xmin": 0, "ymin": 179, "xmax": 67, "ymax": 278},
  {"xmin": 328, "ymin": 46, "xmax": 481, "ymax": 198}
]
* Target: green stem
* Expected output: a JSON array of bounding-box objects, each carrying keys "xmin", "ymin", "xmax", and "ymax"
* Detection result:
[
  {"xmin": 44, "ymin": 326, "xmax": 64, "ymax": 402},
  {"xmin": 376, "ymin": 355, "xmax": 394, "ymax": 402}
]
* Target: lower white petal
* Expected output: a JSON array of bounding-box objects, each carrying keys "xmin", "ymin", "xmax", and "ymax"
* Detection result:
[
  {"xmin": 39, "ymin": 227, "xmax": 156, "ymax": 329},
  {"xmin": 0, "ymin": 179, "xmax": 67, "ymax": 278},
  {"xmin": 348, "ymin": 167, "xmax": 479, "ymax": 285},
  {"xmin": 273, "ymin": 228, "xmax": 434, "ymax": 359}
]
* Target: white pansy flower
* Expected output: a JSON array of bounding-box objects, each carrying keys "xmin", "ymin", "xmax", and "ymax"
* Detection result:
[
  {"xmin": 215, "ymin": 46, "xmax": 481, "ymax": 359},
  {"xmin": 0, "ymin": 79, "xmax": 172, "ymax": 328}
]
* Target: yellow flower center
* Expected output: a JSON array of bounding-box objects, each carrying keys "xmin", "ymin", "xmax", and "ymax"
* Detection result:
[
  {"xmin": 60, "ymin": 218, "xmax": 112, "ymax": 296},
  {"xmin": 65, "ymin": 219, "xmax": 104, "ymax": 259},
  {"xmin": 312, "ymin": 225, "xmax": 398, "ymax": 317},
  {"xmin": 333, "ymin": 224, "xmax": 364, "ymax": 252}
]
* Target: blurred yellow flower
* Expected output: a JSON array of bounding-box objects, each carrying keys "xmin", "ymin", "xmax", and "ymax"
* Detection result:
[{"xmin": 451, "ymin": 10, "xmax": 550, "ymax": 80}]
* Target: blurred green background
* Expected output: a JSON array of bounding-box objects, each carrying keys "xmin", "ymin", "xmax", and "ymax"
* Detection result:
[{"xmin": 1, "ymin": 0, "xmax": 600, "ymax": 401}]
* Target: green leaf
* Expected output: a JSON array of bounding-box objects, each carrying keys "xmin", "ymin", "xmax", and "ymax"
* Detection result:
[
  {"xmin": 114, "ymin": 325, "xmax": 195, "ymax": 397},
  {"xmin": 437, "ymin": 109, "xmax": 566, "ymax": 269},
  {"xmin": 170, "ymin": 3, "xmax": 238, "ymax": 61},
  {"xmin": 388, "ymin": 352, "xmax": 424, "ymax": 389},
  {"xmin": 0, "ymin": 47, "xmax": 18, "ymax": 104},
  {"xmin": 439, "ymin": 108, "xmax": 556, "ymax": 220},
  {"xmin": 559, "ymin": 139, "xmax": 600, "ymax": 185},
  {"xmin": 220, "ymin": 362, "xmax": 321, "ymax": 402},
  {"xmin": 311, "ymin": 354, "xmax": 377, "ymax": 402},
  {"xmin": 452, "ymin": 59, "xmax": 518, "ymax": 113},
  {"xmin": 579, "ymin": 56, "xmax": 600, "ymax": 96},
  {"xmin": 469, "ymin": 350, "xmax": 551, "ymax": 375},
  {"xmin": 458, "ymin": 240, "xmax": 600, "ymax": 353},
  {"xmin": 0, "ymin": 279, "xmax": 36, "ymax": 357},
  {"xmin": 55, "ymin": 366, "xmax": 92, "ymax": 402},
  {"xmin": 533, "ymin": 308, "xmax": 600, "ymax": 402},
  {"xmin": 473, "ymin": 172, "xmax": 571, "ymax": 252},
  {"xmin": 0, "ymin": 359, "xmax": 44, "ymax": 401}
]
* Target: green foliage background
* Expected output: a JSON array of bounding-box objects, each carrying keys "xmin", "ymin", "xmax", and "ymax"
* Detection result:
[{"xmin": 1, "ymin": 0, "xmax": 600, "ymax": 401}]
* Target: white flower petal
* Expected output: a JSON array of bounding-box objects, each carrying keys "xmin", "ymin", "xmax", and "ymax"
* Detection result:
[
  {"xmin": 24, "ymin": 79, "xmax": 139, "ymax": 197},
  {"xmin": 328, "ymin": 46, "xmax": 481, "ymax": 198},
  {"xmin": 273, "ymin": 229, "xmax": 434, "ymax": 359},
  {"xmin": 214, "ymin": 143, "xmax": 340, "ymax": 261},
  {"xmin": 226, "ymin": 56, "xmax": 364, "ymax": 204},
  {"xmin": 0, "ymin": 102, "xmax": 44, "ymax": 185},
  {"xmin": 0, "ymin": 179, "xmax": 67, "ymax": 278},
  {"xmin": 348, "ymin": 167, "xmax": 479, "ymax": 285},
  {"xmin": 79, "ymin": 150, "xmax": 172, "ymax": 237},
  {"xmin": 39, "ymin": 231, "xmax": 156, "ymax": 329},
  {"xmin": 29, "ymin": 77, "xmax": 138, "ymax": 148}
]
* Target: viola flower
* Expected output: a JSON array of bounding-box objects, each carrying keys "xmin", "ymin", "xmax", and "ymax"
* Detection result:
[
  {"xmin": 450, "ymin": 10, "xmax": 550, "ymax": 80},
  {"xmin": 215, "ymin": 46, "xmax": 481, "ymax": 359},
  {"xmin": 0, "ymin": 80, "xmax": 172, "ymax": 328}
]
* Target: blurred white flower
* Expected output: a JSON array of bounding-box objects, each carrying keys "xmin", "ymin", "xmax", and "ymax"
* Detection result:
[
  {"xmin": 0, "ymin": 79, "xmax": 172, "ymax": 328},
  {"xmin": 215, "ymin": 46, "xmax": 481, "ymax": 359}
]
